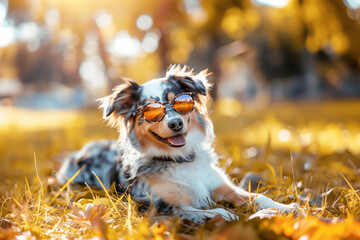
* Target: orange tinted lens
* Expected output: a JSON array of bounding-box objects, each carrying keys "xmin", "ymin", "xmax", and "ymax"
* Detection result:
[
  {"xmin": 173, "ymin": 94, "xmax": 194, "ymax": 114},
  {"xmin": 143, "ymin": 103, "xmax": 165, "ymax": 122}
]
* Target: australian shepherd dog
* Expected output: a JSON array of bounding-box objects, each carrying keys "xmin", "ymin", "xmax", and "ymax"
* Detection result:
[{"xmin": 57, "ymin": 65, "xmax": 298, "ymax": 223}]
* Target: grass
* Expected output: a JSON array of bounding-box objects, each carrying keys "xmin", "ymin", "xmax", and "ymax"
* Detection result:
[{"xmin": 0, "ymin": 100, "xmax": 360, "ymax": 239}]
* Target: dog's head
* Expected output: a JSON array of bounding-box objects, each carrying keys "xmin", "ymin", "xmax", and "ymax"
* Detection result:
[{"xmin": 99, "ymin": 65, "xmax": 213, "ymax": 157}]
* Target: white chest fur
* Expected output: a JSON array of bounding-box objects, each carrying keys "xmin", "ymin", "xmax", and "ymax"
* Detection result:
[{"xmin": 157, "ymin": 148, "xmax": 225, "ymax": 208}]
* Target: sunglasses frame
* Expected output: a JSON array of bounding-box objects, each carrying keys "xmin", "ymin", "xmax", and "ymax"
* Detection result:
[{"xmin": 133, "ymin": 92, "xmax": 196, "ymax": 123}]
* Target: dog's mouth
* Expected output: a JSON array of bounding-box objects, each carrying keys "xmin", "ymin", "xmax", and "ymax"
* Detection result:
[{"xmin": 150, "ymin": 131, "xmax": 187, "ymax": 147}]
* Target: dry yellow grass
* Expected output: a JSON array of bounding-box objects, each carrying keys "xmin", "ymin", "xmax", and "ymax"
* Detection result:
[{"xmin": 1, "ymin": 100, "xmax": 360, "ymax": 239}]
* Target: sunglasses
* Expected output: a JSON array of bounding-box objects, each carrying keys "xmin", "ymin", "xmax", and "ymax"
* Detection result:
[{"xmin": 133, "ymin": 93, "xmax": 195, "ymax": 123}]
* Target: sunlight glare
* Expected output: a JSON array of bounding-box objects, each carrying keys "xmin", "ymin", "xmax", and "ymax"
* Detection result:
[
  {"xmin": 278, "ymin": 129, "xmax": 291, "ymax": 142},
  {"xmin": 0, "ymin": 24, "xmax": 15, "ymax": 47},
  {"xmin": 252, "ymin": 0, "xmax": 291, "ymax": 8},
  {"xmin": 108, "ymin": 31, "xmax": 141, "ymax": 58}
]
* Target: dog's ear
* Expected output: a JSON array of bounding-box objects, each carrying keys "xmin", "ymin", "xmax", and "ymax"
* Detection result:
[
  {"xmin": 167, "ymin": 66, "xmax": 211, "ymax": 96},
  {"xmin": 99, "ymin": 79, "xmax": 140, "ymax": 120},
  {"xmin": 178, "ymin": 76, "xmax": 207, "ymax": 96}
]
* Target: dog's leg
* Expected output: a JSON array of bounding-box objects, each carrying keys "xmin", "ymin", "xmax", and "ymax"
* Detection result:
[
  {"xmin": 210, "ymin": 168, "xmax": 299, "ymax": 213},
  {"xmin": 145, "ymin": 177, "xmax": 238, "ymax": 223},
  {"xmin": 213, "ymin": 183, "xmax": 298, "ymax": 212}
]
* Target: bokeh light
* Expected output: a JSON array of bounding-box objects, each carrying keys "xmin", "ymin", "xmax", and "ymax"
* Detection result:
[
  {"xmin": 0, "ymin": 0, "xmax": 7, "ymax": 25},
  {"xmin": 278, "ymin": 129, "xmax": 291, "ymax": 142},
  {"xmin": 0, "ymin": 22, "xmax": 14, "ymax": 47},
  {"xmin": 142, "ymin": 31, "xmax": 160, "ymax": 53},
  {"xmin": 108, "ymin": 31, "xmax": 142, "ymax": 58},
  {"xmin": 16, "ymin": 22, "xmax": 39, "ymax": 41},
  {"xmin": 344, "ymin": 0, "xmax": 360, "ymax": 9},
  {"xmin": 94, "ymin": 9, "xmax": 113, "ymax": 28},
  {"xmin": 136, "ymin": 14, "xmax": 153, "ymax": 31},
  {"xmin": 45, "ymin": 9, "xmax": 60, "ymax": 26}
]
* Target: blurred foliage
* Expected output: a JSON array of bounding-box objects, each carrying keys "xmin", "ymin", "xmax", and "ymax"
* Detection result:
[
  {"xmin": 1, "ymin": 100, "xmax": 360, "ymax": 239},
  {"xmin": 1, "ymin": 0, "xmax": 360, "ymax": 102}
]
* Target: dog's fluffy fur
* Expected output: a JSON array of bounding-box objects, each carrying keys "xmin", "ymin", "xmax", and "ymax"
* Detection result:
[{"xmin": 58, "ymin": 65, "xmax": 298, "ymax": 223}]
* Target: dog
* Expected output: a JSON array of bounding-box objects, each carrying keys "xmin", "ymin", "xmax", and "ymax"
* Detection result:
[{"xmin": 57, "ymin": 65, "xmax": 298, "ymax": 223}]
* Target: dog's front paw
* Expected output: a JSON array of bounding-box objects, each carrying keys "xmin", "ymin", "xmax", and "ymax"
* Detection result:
[
  {"xmin": 208, "ymin": 208, "xmax": 239, "ymax": 222},
  {"xmin": 249, "ymin": 203, "xmax": 301, "ymax": 220},
  {"xmin": 255, "ymin": 195, "xmax": 300, "ymax": 214},
  {"xmin": 174, "ymin": 206, "xmax": 239, "ymax": 224}
]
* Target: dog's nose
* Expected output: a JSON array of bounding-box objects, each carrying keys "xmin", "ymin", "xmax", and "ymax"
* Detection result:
[{"xmin": 168, "ymin": 118, "xmax": 183, "ymax": 131}]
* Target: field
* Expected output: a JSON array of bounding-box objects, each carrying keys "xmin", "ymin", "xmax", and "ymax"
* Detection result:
[{"xmin": 1, "ymin": 100, "xmax": 360, "ymax": 239}]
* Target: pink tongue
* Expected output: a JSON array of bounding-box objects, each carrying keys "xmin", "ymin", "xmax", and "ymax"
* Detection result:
[{"xmin": 167, "ymin": 135, "xmax": 186, "ymax": 146}]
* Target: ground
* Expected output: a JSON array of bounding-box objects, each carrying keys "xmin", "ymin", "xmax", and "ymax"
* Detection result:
[{"xmin": 0, "ymin": 100, "xmax": 360, "ymax": 239}]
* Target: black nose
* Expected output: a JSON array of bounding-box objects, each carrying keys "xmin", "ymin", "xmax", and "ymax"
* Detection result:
[{"xmin": 168, "ymin": 118, "xmax": 183, "ymax": 131}]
